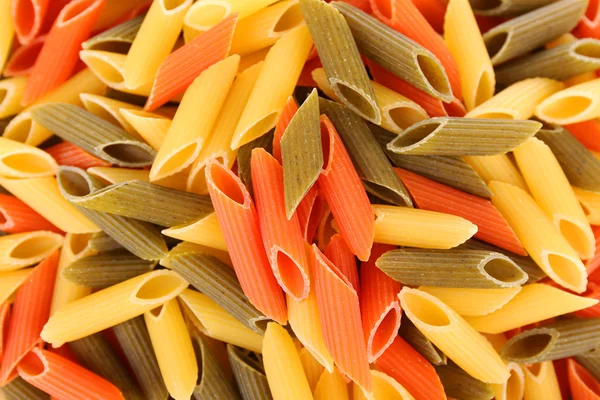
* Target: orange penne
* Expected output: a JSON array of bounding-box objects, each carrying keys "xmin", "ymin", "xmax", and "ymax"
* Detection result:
[
  {"xmin": 39, "ymin": 0, "xmax": 73, "ymax": 33},
  {"xmin": 324, "ymin": 234, "xmax": 360, "ymax": 293},
  {"xmin": 574, "ymin": 0, "xmax": 600, "ymax": 39},
  {"xmin": 205, "ymin": 160, "xmax": 287, "ymax": 324},
  {"xmin": 296, "ymin": 187, "xmax": 324, "ymax": 243},
  {"xmin": 312, "ymin": 244, "xmax": 371, "ymax": 392},
  {"xmin": 565, "ymin": 120, "xmax": 600, "ymax": 152},
  {"xmin": 0, "ymin": 303, "xmax": 11, "ymax": 362},
  {"xmin": 568, "ymin": 358, "xmax": 600, "ymax": 400},
  {"xmin": 0, "ymin": 194, "xmax": 60, "ymax": 234},
  {"xmin": 3, "ymin": 35, "xmax": 46, "ymax": 77},
  {"xmin": 369, "ymin": 0, "xmax": 461, "ymax": 99},
  {"xmin": 297, "ymin": 57, "xmax": 322, "ymax": 87},
  {"xmin": 576, "ymin": 282, "xmax": 600, "ymax": 318},
  {"xmin": 0, "ymin": 250, "xmax": 59, "ymax": 384},
  {"xmin": 22, "ymin": 0, "xmax": 105, "ymax": 105},
  {"xmin": 45, "ymin": 142, "xmax": 111, "ymax": 169},
  {"xmin": 396, "ymin": 168, "xmax": 526, "ymax": 255},
  {"xmin": 318, "ymin": 115, "xmax": 373, "ymax": 261},
  {"xmin": 360, "ymin": 243, "xmax": 402, "ymax": 363},
  {"xmin": 145, "ymin": 14, "xmax": 238, "ymax": 111},
  {"xmin": 272, "ymin": 96, "xmax": 298, "ymax": 163},
  {"xmin": 410, "ymin": 0, "xmax": 446, "ymax": 33},
  {"xmin": 11, "ymin": 0, "xmax": 49, "ymax": 44},
  {"xmin": 18, "ymin": 347, "xmax": 124, "ymax": 400},
  {"xmin": 251, "ymin": 148, "xmax": 310, "ymax": 301},
  {"xmin": 338, "ymin": 0, "xmax": 372, "ymax": 12},
  {"xmin": 375, "ymin": 335, "xmax": 446, "ymax": 400},
  {"xmin": 554, "ymin": 358, "xmax": 571, "ymax": 400}
]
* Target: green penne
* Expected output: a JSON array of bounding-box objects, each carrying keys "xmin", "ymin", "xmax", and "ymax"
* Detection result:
[
  {"xmin": 332, "ymin": 2, "xmax": 452, "ymax": 102},
  {"xmin": 536, "ymin": 124, "xmax": 600, "ymax": 192},
  {"xmin": 299, "ymin": 0, "xmax": 381, "ymax": 124},
  {"xmin": 113, "ymin": 316, "xmax": 169, "ymax": 400},
  {"xmin": 496, "ymin": 39, "xmax": 600, "ymax": 85},
  {"xmin": 193, "ymin": 335, "xmax": 241, "ymax": 400},
  {"xmin": 387, "ymin": 117, "xmax": 541, "ymax": 155},
  {"xmin": 169, "ymin": 252, "xmax": 269, "ymax": 334},
  {"xmin": 237, "ymin": 130, "xmax": 274, "ymax": 197},
  {"xmin": 399, "ymin": 315, "xmax": 447, "ymax": 365},
  {"xmin": 320, "ymin": 97, "xmax": 413, "ymax": 207},
  {"xmin": 575, "ymin": 348, "xmax": 600, "ymax": 382},
  {"xmin": 70, "ymin": 333, "xmax": 144, "ymax": 400},
  {"xmin": 469, "ymin": 0, "xmax": 557, "ymax": 15},
  {"xmin": 281, "ymin": 89, "xmax": 323, "ymax": 217},
  {"xmin": 63, "ymin": 250, "xmax": 157, "ymax": 288},
  {"xmin": 1, "ymin": 377, "xmax": 50, "ymax": 400},
  {"xmin": 459, "ymin": 239, "xmax": 546, "ymax": 283},
  {"xmin": 31, "ymin": 103, "xmax": 156, "ymax": 167},
  {"xmin": 483, "ymin": 0, "xmax": 587, "ymax": 65},
  {"xmin": 376, "ymin": 248, "xmax": 528, "ymax": 288},
  {"xmin": 436, "ymin": 362, "xmax": 494, "ymax": 400},
  {"xmin": 82, "ymin": 15, "xmax": 143, "ymax": 53},
  {"xmin": 70, "ymin": 180, "xmax": 214, "ymax": 227},
  {"xmin": 227, "ymin": 345, "xmax": 273, "ymax": 400},
  {"xmin": 502, "ymin": 318, "xmax": 600, "ymax": 363},
  {"xmin": 57, "ymin": 167, "xmax": 168, "ymax": 260},
  {"xmin": 88, "ymin": 231, "xmax": 124, "ymax": 252}
]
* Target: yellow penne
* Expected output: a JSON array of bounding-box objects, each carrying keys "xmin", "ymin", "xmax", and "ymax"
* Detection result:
[
  {"xmin": 230, "ymin": 0, "xmax": 304, "ymax": 56},
  {"xmin": 79, "ymin": 50, "xmax": 153, "ymax": 97},
  {"xmin": 0, "ymin": 269, "xmax": 32, "ymax": 304},
  {"xmin": 0, "ymin": 77, "xmax": 27, "ymax": 119},
  {"xmin": 263, "ymin": 322, "xmax": 314, "ymax": 400},
  {"xmin": 0, "ymin": 0, "xmax": 13, "ymax": 72},
  {"xmin": 231, "ymin": 24, "xmax": 313, "ymax": 149},
  {"xmin": 145, "ymin": 299, "xmax": 197, "ymax": 400},
  {"xmin": 372, "ymin": 205, "xmax": 478, "ymax": 248},
  {"xmin": 124, "ymin": 0, "xmax": 192, "ymax": 90},
  {"xmin": 514, "ymin": 137, "xmax": 595, "ymax": 259},
  {"xmin": 312, "ymin": 68, "xmax": 428, "ymax": 134},
  {"xmin": 544, "ymin": 35, "xmax": 600, "ymax": 86},
  {"xmin": 445, "ymin": 0, "xmax": 495, "ymax": 110},
  {"xmin": 400, "ymin": 287, "xmax": 509, "ymax": 384},
  {"xmin": 573, "ymin": 186, "xmax": 600, "ymax": 225},
  {"xmin": 489, "ymin": 180, "xmax": 588, "ymax": 292},
  {"xmin": 93, "ymin": 0, "xmax": 148, "ymax": 31},
  {"xmin": 87, "ymin": 167, "xmax": 151, "ymax": 184},
  {"xmin": 160, "ymin": 241, "xmax": 231, "ymax": 268},
  {"xmin": 466, "ymin": 78, "xmax": 565, "ymax": 119},
  {"xmin": 299, "ymin": 348, "xmax": 325, "ymax": 391},
  {"xmin": 187, "ymin": 61, "xmax": 262, "ymax": 194},
  {"xmin": 119, "ymin": 109, "xmax": 172, "ymax": 151},
  {"xmin": 523, "ymin": 362, "xmax": 562, "ymax": 400},
  {"xmin": 178, "ymin": 289, "xmax": 263, "ymax": 353},
  {"xmin": 238, "ymin": 47, "xmax": 271, "ymax": 72},
  {"xmin": 463, "ymin": 154, "xmax": 528, "ymax": 190},
  {"xmin": 183, "ymin": 0, "xmax": 279, "ymax": 42},
  {"xmin": 287, "ymin": 281, "xmax": 334, "ymax": 372},
  {"xmin": 0, "ymin": 137, "xmax": 57, "ymax": 178},
  {"xmin": 419, "ymin": 286, "xmax": 522, "ymax": 317},
  {"xmin": 0, "ymin": 176, "xmax": 99, "ymax": 234},
  {"xmin": 465, "ymin": 284, "xmax": 598, "ymax": 333},
  {"xmin": 41, "ymin": 270, "xmax": 189, "ymax": 346},
  {"xmin": 161, "ymin": 213, "xmax": 227, "ymax": 251},
  {"xmin": 536, "ymin": 78, "xmax": 600, "ymax": 124},
  {"xmin": 353, "ymin": 370, "xmax": 416, "ymax": 400},
  {"xmin": 79, "ymin": 93, "xmax": 143, "ymax": 137},
  {"xmin": 3, "ymin": 69, "xmax": 106, "ymax": 146},
  {"xmin": 492, "ymin": 362, "xmax": 525, "ymax": 400},
  {"xmin": 50, "ymin": 233, "xmax": 95, "ymax": 316},
  {"xmin": 0, "ymin": 231, "xmax": 63, "ymax": 271},
  {"xmin": 150, "ymin": 55, "xmax": 240, "ymax": 181},
  {"xmin": 314, "ymin": 368, "xmax": 349, "ymax": 400}
]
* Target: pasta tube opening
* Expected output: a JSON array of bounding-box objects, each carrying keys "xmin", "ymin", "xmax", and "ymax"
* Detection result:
[
  {"xmin": 368, "ymin": 304, "xmax": 402, "ymax": 361},
  {"xmin": 0, "ymin": 153, "xmax": 56, "ymax": 177},
  {"xmin": 475, "ymin": 71, "xmax": 497, "ymax": 112},
  {"xmin": 12, "ymin": 0, "xmax": 38, "ymax": 43},
  {"xmin": 3, "ymin": 114, "xmax": 33, "ymax": 143},
  {"xmin": 9, "ymin": 235, "xmax": 61, "ymax": 259},
  {"xmin": 274, "ymin": 250, "xmax": 308, "ymax": 300},
  {"xmin": 387, "ymin": 104, "xmax": 428, "ymax": 131},
  {"xmin": 558, "ymin": 218, "xmax": 595, "ymax": 259},
  {"xmin": 185, "ymin": 2, "xmax": 229, "ymax": 31},
  {"xmin": 273, "ymin": 3, "xmax": 304, "ymax": 32},
  {"xmin": 79, "ymin": 51, "xmax": 125, "ymax": 85},
  {"xmin": 4, "ymin": 37, "xmax": 45, "ymax": 77},
  {"xmin": 400, "ymin": 291, "xmax": 451, "ymax": 327},
  {"xmin": 101, "ymin": 142, "xmax": 157, "ymax": 167},
  {"xmin": 481, "ymin": 254, "xmax": 529, "ymax": 287},
  {"xmin": 67, "ymin": 233, "xmax": 93, "ymax": 256},
  {"xmin": 416, "ymin": 54, "xmax": 452, "ymax": 99},
  {"xmin": 57, "ymin": 168, "xmax": 93, "ymax": 196},
  {"xmin": 389, "ymin": 119, "xmax": 440, "ymax": 150},
  {"xmin": 334, "ymin": 82, "xmax": 380, "ymax": 123},
  {"xmin": 502, "ymin": 329, "xmax": 556, "ymax": 360},
  {"xmin": 163, "ymin": 0, "xmax": 191, "ymax": 12},
  {"xmin": 208, "ymin": 162, "xmax": 246, "ymax": 205},
  {"xmin": 543, "ymin": 251, "xmax": 587, "ymax": 291},
  {"xmin": 18, "ymin": 350, "xmax": 46, "ymax": 379},
  {"xmin": 538, "ymin": 96, "xmax": 593, "ymax": 120},
  {"xmin": 574, "ymin": 40, "xmax": 600, "ymax": 59},
  {"xmin": 58, "ymin": 0, "xmax": 96, "ymax": 24},
  {"xmin": 131, "ymin": 272, "xmax": 188, "ymax": 304},
  {"xmin": 485, "ymin": 31, "xmax": 510, "ymax": 59},
  {"xmin": 504, "ymin": 364, "xmax": 525, "ymax": 400}
]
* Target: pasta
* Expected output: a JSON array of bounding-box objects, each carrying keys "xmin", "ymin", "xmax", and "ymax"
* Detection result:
[
  {"xmin": 3, "ymin": 35, "xmax": 46, "ymax": 77},
  {"xmin": 0, "ymin": 231, "xmax": 63, "ymax": 271},
  {"xmin": 82, "ymin": 15, "xmax": 143, "ymax": 53},
  {"xmin": 119, "ymin": 109, "xmax": 170, "ymax": 151},
  {"xmin": 575, "ymin": 187, "xmax": 600, "ymax": 225},
  {"xmin": 353, "ymin": 370, "xmax": 416, "ymax": 400},
  {"xmin": 483, "ymin": 0, "xmax": 587, "ymax": 65},
  {"xmin": 0, "ymin": 0, "xmax": 13, "ymax": 73},
  {"xmin": 567, "ymin": 358, "xmax": 600, "ymax": 400},
  {"xmin": 399, "ymin": 315, "xmax": 448, "ymax": 365},
  {"xmin": 325, "ymin": 234, "xmax": 360, "ymax": 292},
  {"xmin": 0, "ymin": 137, "xmax": 57, "ymax": 178},
  {"xmin": 536, "ymin": 78, "xmax": 600, "ymax": 124},
  {"xmin": 464, "ymin": 154, "xmax": 529, "ymax": 191},
  {"xmin": 88, "ymin": 231, "xmax": 122, "ymax": 253},
  {"xmin": 0, "ymin": 77, "xmax": 27, "ymax": 119},
  {"xmin": 491, "ymin": 361, "xmax": 526, "ymax": 400},
  {"xmin": 192, "ymin": 334, "xmax": 241, "ymax": 400},
  {"xmin": 161, "ymin": 213, "xmax": 227, "ymax": 251},
  {"xmin": 300, "ymin": 0, "xmax": 380, "ymax": 123},
  {"xmin": 227, "ymin": 345, "xmax": 272, "ymax": 400},
  {"xmin": 0, "ymin": 268, "xmax": 32, "ymax": 305},
  {"xmin": 45, "ymin": 142, "xmax": 111, "ymax": 170},
  {"xmin": 236, "ymin": 129, "xmax": 274, "ymax": 196},
  {"xmin": 435, "ymin": 362, "xmax": 495, "ymax": 400},
  {"xmin": 445, "ymin": 0, "xmax": 495, "ymax": 110},
  {"xmin": 418, "ymin": 287, "xmax": 522, "ymax": 317},
  {"xmin": 387, "ymin": 117, "xmax": 541, "ymax": 155},
  {"xmin": 465, "ymin": 283, "xmax": 599, "ymax": 333},
  {"xmin": 0, "ymin": 194, "xmax": 59, "ymax": 234},
  {"xmin": 79, "ymin": 93, "xmax": 143, "ymax": 137},
  {"xmin": 1, "ymin": 376, "xmax": 50, "ymax": 400}
]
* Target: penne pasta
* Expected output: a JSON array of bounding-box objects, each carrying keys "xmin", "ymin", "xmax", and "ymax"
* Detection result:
[
  {"xmin": 575, "ymin": 349, "xmax": 600, "ymax": 382},
  {"xmin": 150, "ymin": 55, "xmax": 239, "ymax": 181},
  {"xmin": 445, "ymin": 0, "xmax": 495, "ymax": 110},
  {"xmin": 536, "ymin": 78, "xmax": 600, "ymax": 124},
  {"xmin": 0, "ymin": 194, "xmax": 59, "ymax": 234},
  {"xmin": 79, "ymin": 93, "xmax": 143, "ymax": 137},
  {"xmin": 0, "ymin": 231, "xmax": 63, "ymax": 271},
  {"xmin": 160, "ymin": 241, "xmax": 231, "ymax": 268},
  {"xmin": 491, "ymin": 361, "xmax": 526, "ymax": 400},
  {"xmin": 0, "ymin": 0, "xmax": 13, "ymax": 73},
  {"xmin": 236, "ymin": 128, "xmax": 274, "ymax": 196},
  {"xmin": 325, "ymin": 234, "xmax": 359, "ymax": 293},
  {"xmin": 192, "ymin": 334, "xmax": 240, "ymax": 400},
  {"xmin": 88, "ymin": 231, "xmax": 122, "ymax": 253},
  {"xmin": 567, "ymin": 358, "xmax": 600, "ymax": 400},
  {"xmin": 313, "ymin": 368, "xmax": 349, "ymax": 400},
  {"xmin": 298, "ymin": 348, "xmax": 325, "ymax": 391},
  {"xmin": 82, "ymin": 15, "xmax": 143, "ymax": 53},
  {"xmin": 575, "ymin": 187, "xmax": 600, "ymax": 225},
  {"xmin": 464, "ymin": 154, "xmax": 528, "ymax": 191},
  {"xmin": 3, "ymin": 34, "xmax": 45, "ymax": 78},
  {"xmin": 0, "ymin": 269, "xmax": 32, "ymax": 305},
  {"xmin": 1, "ymin": 376, "xmax": 49, "ymax": 400},
  {"xmin": 227, "ymin": 345, "xmax": 272, "ymax": 400},
  {"xmin": 419, "ymin": 286, "xmax": 522, "ymax": 317},
  {"xmin": 436, "ymin": 362, "xmax": 494, "ymax": 400},
  {"xmin": 45, "ymin": 142, "xmax": 111, "ymax": 170},
  {"xmin": 41, "ymin": 270, "xmax": 188, "ymax": 346},
  {"xmin": 119, "ymin": 109, "xmax": 170, "ymax": 151},
  {"xmin": 483, "ymin": 0, "xmax": 587, "ymax": 65},
  {"xmin": 161, "ymin": 213, "xmax": 227, "ymax": 251},
  {"xmin": 373, "ymin": 204, "xmax": 478, "ymax": 248},
  {"xmin": 0, "ymin": 77, "xmax": 27, "ymax": 119},
  {"xmin": 399, "ymin": 315, "xmax": 447, "ymax": 365},
  {"xmin": 353, "ymin": 370, "xmax": 416, "ymax": 400},
  {"xmin": 0, "ymin": 137, "xmax": 57, "ymax": 178},
  {"xmin": 465, "ymin": 283, "xmax": 599, "ymax": 333}
]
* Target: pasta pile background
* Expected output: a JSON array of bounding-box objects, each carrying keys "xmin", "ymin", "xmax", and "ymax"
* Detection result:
[{"xmin": 1, "ymin": 0, "xmax": 600, "ymax": 398}]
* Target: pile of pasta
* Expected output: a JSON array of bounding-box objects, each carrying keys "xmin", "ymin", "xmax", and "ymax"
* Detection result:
[{"xmin": 2, "ymin": 0, "xmax": 600, "ymax": 398}]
